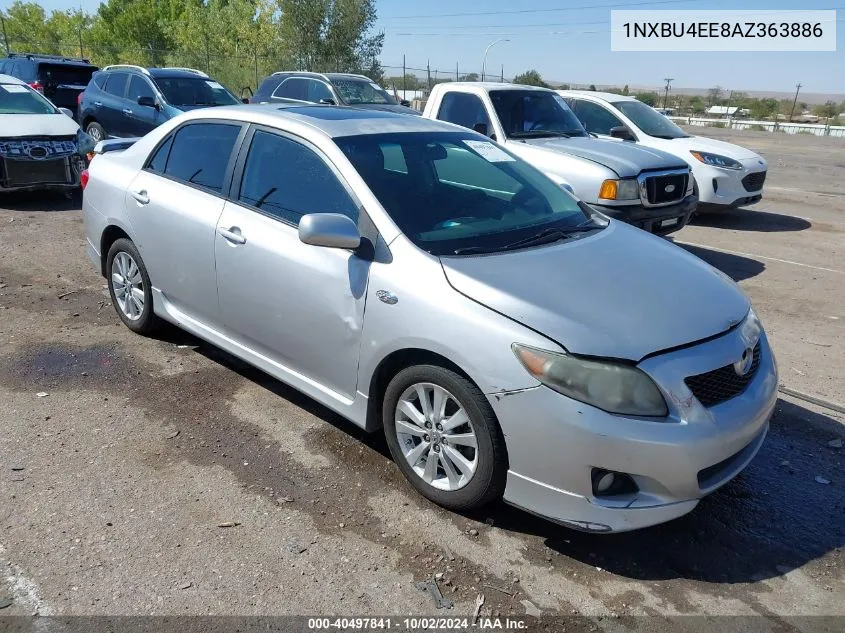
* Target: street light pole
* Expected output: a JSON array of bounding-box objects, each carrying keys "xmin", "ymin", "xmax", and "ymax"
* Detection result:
[{"xmin": 481, "ymin": 38, "xmax": 509, "ymax": 82}]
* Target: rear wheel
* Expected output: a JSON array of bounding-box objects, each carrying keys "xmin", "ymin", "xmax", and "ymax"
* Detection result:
[
  {"xmin": 86, "ymin": 121, "xmax": 106, "ymax": 143},
  {"xmin": 383, "ymin": 365, "xmax": 507, "ymax": 511},
  {"xmin": 106, "ymin": 238, "xmax": 159, "ymax": 334}
]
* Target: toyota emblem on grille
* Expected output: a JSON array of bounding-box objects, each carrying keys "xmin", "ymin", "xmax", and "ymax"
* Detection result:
[
  {"xmin": 27, "ymin": 146, "xmax": 48, "ymax": 160},
  {"xmin": 664, "ymin": 184, "xmax": 675, "ymax": 193},
  {"xmin": 733, "ymin": 347, "xmax": 754, "ymax": 376}
]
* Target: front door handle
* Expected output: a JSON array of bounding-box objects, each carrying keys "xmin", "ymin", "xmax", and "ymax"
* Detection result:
[
  {"xmin": 122, "ymin": 108, "xmax": 133, "ymax": 115},
  {"xmin": 94, "ymin": 101, "xmax": 103, "ymax": 107},
  {"xmin": 130, "ymin": 189, "xmax": 149, "ymax": 204},
  {"xmin": 217, "ymin": 226, "xmax": 246, "ymax": 245}
]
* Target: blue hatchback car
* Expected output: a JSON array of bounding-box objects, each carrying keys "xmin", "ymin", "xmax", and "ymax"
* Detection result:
[{"xmin": 78, "ymin": 65, "xmax": 243, "ymax": 141}]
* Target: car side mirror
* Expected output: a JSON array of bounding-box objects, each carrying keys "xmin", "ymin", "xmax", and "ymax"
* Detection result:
[
  {"xmin": 400, "ymin": 99, "xmax": 411, "ymax": 107},
  {"xmin": 473, "ymin": 122, "xmax": 488, "ymax": 136},
  {"xmin": 241, "ymin": 97, "xmax": 250, "ymax": 104},
  {"xmin": 298, "ymin": 213, "xmax": 361, "ymax": 250},
  {"xmin": 58, "ymin": 107, "xmax": 74, "ymax": 118},
  {"xmin": 137, "ymin": 96, "xmax": 158, "ymax": 110},
  {"xmin": 609, "ymin": 125, "xmax": 635, "ymax": 141},
  {"xmin": 318, "ymin": 98, "xmax": 336, "ymax": 105}
]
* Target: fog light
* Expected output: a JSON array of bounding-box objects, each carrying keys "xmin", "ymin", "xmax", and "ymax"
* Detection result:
[
  {"xmin": 596, "ymin": 472, "xmax": 615, "ymax": 493},
  {"xmin": 591, "ymin": 468, "xmax": 638, "ymax": 497}
]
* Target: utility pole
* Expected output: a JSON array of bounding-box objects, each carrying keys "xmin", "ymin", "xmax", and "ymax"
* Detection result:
[
  {"xmin": 725, "ymin": 89, "xmax": 734, "ymax": 123},
  {"xmin": 1, "ymin": 16, "xmax": 10, "ymax": 55},
  {"xmin": 456, "ymin": 62, "xmax": 459, "ymax": 81},
  {"xmin": 427, "ymin": 60, "xmax": 431, "ymax": 92},
  {"xmin": 500, "ymin": 64, "xmax": 503, "ymax": 83},
  {"xmin": 662, "ymin": 77, "xmax": 673, "ymax": 109},
  {"xmin": 789, "ymin": 83, "xmax": 802, "ymax": 122},
  {"xmin": 402, "ymin": 54, "xmax": 406, "ymax": 94}
]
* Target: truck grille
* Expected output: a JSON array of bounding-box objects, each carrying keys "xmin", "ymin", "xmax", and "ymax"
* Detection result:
[
  {"xmin": 2, "ymin": 157, "xmax": 70, "ymax": 186},
  {"xmin": 642, "ymin": 172, "xmax": 687, "ymax": 206},
  {"xmin": 742, "ymin": 171, "xmax": 767, "ymax": 192},
  {"xmin": 684, "ymin": 343, "xmax": 761, "ymax": 407}
]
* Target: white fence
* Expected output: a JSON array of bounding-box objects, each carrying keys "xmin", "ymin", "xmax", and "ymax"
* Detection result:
[{"xmin": 668, "ymin": 116, "xmax": 845, "ymax": 138}]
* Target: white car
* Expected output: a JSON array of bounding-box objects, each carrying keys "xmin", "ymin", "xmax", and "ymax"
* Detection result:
[
  {"xmin": 559, "ymin": 91, "xmax": 768, "ymax": 213},
  {"xmin": 0, "ymin": 73, "xmax": 91, "ymax": 194}
]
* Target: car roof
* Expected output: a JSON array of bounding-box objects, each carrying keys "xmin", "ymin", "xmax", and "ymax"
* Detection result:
[
  {"xmin": 148, "ymin": 68, "xmax": 209, "ymax": 79},
  {"xmin": 0, "ymin": 73, "xmax": 26, "ymax": 85},
  {"xmin": 559, "ymin": 90, "xmax": 638, "ymax": 103},
  {"xmin": 4, "ymin": 53, "xmax": 95, "ymax": 67},
  {"xmin": 180, "ymin": 103, "xmax": 464, "ymax": 137},
  {"xmin": 446, "ymin": 82, "xmax": 555, "ymax": 93}
]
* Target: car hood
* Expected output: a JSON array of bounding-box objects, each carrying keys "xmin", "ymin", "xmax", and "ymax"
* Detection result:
[
  {"xmin": 348, "ymin": 103, "xmax": 421, "ymax": 116},
  {"xmin": 517, "ymin": 136, "xmax": 687, "ymax": 178},
  {"xmin": 0, "ymin": 113, "xmax": 80, "ymax": 138},
  {"xmin": 660, "ymin": 134, "xmax": 762, "ymax": 161},
  {"xmin": 439, "ymin": 222, "xmax": 749, "ymax": 361}
]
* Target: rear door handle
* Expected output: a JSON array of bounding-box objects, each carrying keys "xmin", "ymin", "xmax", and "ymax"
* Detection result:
[
  {"xmin": 217, "ymin": 226, "xmax": 246, "ymax": 245},
  {"xmin": 122, "ymin": 108, "xmax": 133, "ymax": 115},
  {"xmin": 130, "ymin": 189, "xmax": 149, "ymax": 205},
  {"xmin": 94, "ymin": 101, "xmax": 103, "ymax": 107}
]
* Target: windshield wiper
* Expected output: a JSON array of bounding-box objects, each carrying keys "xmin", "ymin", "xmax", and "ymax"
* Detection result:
[{"xmin": 453, "ymin": 223, "xmax": 599, "ymax": 255}]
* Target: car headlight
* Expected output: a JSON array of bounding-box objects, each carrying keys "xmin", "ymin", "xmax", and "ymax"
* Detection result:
[
  {"xmin": 690, "ymin": 151, "xmax": 742, "ymax": 170},
  {"xmin": 598, "ymin": 178, "xmax": 639, "ymax": 201},
  {"xmin": 512, "ymin": 344, "xmax": 668, "ymax": 417}
]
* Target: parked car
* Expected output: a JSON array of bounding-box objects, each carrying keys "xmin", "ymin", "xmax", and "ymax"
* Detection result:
[
  {"xmin": 79, "ymin": 65, "xmax": 242, "ymax": 141},
  {"xmin": 82, "ymin": 104, "xmax": 776, "ymax": 533},
  {"xmin": 252, "ymin": 71, "xmax": 419, "ymax": 115},
  {"xmin": 0, "ymin": 53, "xmax": 98, "ymax": 115},
  {"xmin": 0, "ymin": 74, "xmax": 93, "ymax": 194},
  {"xmin": 559, "ymin": 91, "xmax": 768, "ymax": 213},
  {"xmin": 423, "ymin": 83, "xmax": 696, "ymax": 235}
]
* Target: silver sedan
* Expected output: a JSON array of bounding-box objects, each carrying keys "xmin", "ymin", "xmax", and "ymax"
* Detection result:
[{"xmin": 81, "ymin": 104, "xmax": 777, "ymax": 532}]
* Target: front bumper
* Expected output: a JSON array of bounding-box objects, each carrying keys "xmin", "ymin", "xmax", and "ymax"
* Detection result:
[
  {"xmin": 593, "ymin": 193, "xmax": 697, "ymax": 236},
  {"xmin": 693, "ymin": 157, "xmax": 766, "ymax": 212},
  {"xmin": 0, "ymin": 155, "xmax": 83, "ymax": 193},
  {"xmin": 490, "ymin": 327, "xmax": 778, "ymax": 533}
]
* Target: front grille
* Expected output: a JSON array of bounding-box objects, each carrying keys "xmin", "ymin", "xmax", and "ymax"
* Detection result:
[
  {"xmin": 2, "ymin": 158, "xmax": 70, "ymax": 186},
  {"xmin": 685, "ymin": 343, "xmax": 761, "ymax": 407},
  {"xmin": 643, "ymin": 172, "xmax": 687, "ymax": 205},
  {"xmin": 742, "ymin": 171, "xmax": 767, "ymax": 192}
]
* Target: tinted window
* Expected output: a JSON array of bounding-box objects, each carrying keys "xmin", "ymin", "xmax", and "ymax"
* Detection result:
[
  {"xmin": 436, "ymin": 92, "xmax": 491, "ymax": 132},
  {"xmin": 36, "ymin": 63, "xmax": 95, "ymax": 87},
  {"xmin": 163, "ymin": 123, "xmax": 241, "ymax": 193},
  {"xmin": 239, "ymin": 130, "xmax": 357, "ymax": 224},
  {"xmin": 572, "ymin": 100, "xmax": 623, "ymax": 135},
  {"xmin": 154, "ymin": 77, "xmax": 238, "ymax": 106},
  {"xmin": 381, "ymin": 143, "xmax": 408, "ymax": 174},
  {"xmin": 307, "ymin": 79, "xmax": 333, "ymax": 103},
  {"xmin": 127, "ymin": 75, "xmax": 156, "ymax": 102},
  {"xmin": 147, "ymin": 136, "xmax": 173, "ymax": 173},
  {"xmin": 611, "ymin": 100, "xmax": 689, "ymax": 139},
  {"xmin": 337, "ymin": 132, "xmax": 592, "ymax": 256},
  {"xmin": 273, "ymin": 78, "xmax": 308, "ymax": 101},
  {"xmin": 104, "ymin": 73, "xmax": 128, "ymax": 97},
  {"xmin": 489, "ymin": 90, "xmax": 587, "ymax": 138},
  {"xmin": 91, "ymin": 73, "xmax": 107, "ymax": 89}
]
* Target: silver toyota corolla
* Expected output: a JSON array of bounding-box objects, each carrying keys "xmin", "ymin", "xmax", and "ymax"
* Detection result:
[{"xmin": 81, "ymin": 104, "xmax": 778, "ymax": 533}]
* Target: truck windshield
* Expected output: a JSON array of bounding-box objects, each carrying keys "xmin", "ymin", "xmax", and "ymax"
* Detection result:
[
  {"xmin": 335, "ymin": 131, "xmax": 596, "ymax": 256},
  {"xmin": 490, "ymin": 90, "xmax": 588, "ymax": 139},
  {"xmin": 611, "ymin": 100, "xmax": 690, "ymax": 139}
]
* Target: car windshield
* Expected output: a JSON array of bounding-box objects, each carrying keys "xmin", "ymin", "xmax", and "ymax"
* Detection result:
[
  {"xmin": 0, "ymin": 84, "xmax": 56, "ymax": 114},
  {"xmin": 490, "ymin": 90, "xmax": 588, "ymax": 139},
  {"xmin": 611, "ymin": 100, "xmax": 690, "ymax": 139},
  {"xmin": 154, "ymin": 77, "xmax": 239, "ymax": 107},
  {"xmin": 335, "ymin": 131, "xmax": 596, "ymax": 256},
  {"xmin": 332, "ymin": 78, "xmax": 396, "ymax": 105}
]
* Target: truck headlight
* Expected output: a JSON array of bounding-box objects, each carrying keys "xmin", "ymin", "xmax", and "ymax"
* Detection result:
[
  {"xmin": 598, "ymin": 178, "xmax": 639, "ymax": 201},
  {"xmin": 512, "ymin": 344, "xmax": 668, "ymax": 417},
  {"xmin": 690, "ymin": 151, "xmax": 742, "ymax": 170}
]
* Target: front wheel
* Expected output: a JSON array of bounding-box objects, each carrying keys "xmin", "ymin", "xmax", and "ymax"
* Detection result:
[{"xmin": 383, "ymin": 365, "xmax": 507, "ymax": 511}]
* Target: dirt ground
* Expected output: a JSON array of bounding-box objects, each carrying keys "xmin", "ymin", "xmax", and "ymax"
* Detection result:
[{"xmin": 0, "ymin": 127, "xmax": 842, "ymax": 627}]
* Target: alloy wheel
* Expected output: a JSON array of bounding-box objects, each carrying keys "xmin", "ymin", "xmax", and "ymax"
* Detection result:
[{"xmin": 111, "ymin": 251, "xmax": 144, "ymax": 321}]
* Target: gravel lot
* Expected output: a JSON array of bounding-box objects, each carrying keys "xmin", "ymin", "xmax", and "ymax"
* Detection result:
[{"xmin": 0, "ymin": 127, "xmax": 842, "ymax": 624}]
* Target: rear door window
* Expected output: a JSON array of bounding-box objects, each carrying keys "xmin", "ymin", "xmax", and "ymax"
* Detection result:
[
  {"xmin": 162, "ymin": 122, "xmax": 241, "ymax": 194},
  {"xmin": 104, "ymin": 73, "xmax": 129, "ymax": 98},
  {"xmin": 273, "ymin": 77, "xmax": 308, "ymax": 101},
  {"xmin": 127, "ymin": 75, "xmax": 156, "ymax": 102}
]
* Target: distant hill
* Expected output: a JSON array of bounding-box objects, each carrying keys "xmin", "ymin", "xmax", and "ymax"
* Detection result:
[{"xmin": 555, "ymin": 83, "xmax": 844, "ymax": 105}]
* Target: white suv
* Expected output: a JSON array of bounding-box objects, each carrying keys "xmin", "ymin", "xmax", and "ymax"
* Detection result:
[{"xmin": 559, "ymin": 91, "xmax": 768, "ymax": 213}]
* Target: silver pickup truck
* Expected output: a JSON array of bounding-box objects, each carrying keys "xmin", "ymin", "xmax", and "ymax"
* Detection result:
[{"xmin": 423, "ymin": 83, "xmax": 697, "ymax": 235}]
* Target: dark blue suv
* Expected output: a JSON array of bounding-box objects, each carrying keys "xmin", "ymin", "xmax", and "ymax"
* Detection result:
[{"xmin": 78, "ymin": 65, "xmax": 242, "ymax": 141}]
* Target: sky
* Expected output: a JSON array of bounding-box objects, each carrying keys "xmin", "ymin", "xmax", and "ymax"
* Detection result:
[{"xmin": 14, "ymin": 0, "xmax": 845, "ymax": 94}]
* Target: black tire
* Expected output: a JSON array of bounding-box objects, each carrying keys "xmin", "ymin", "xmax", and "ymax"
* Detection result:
[
  {"xmin": 106, "ymin": 238, "xmax": 159, "ymax": 335},
  {"xmin": 86, "ymin": 121, "xmax": 106, "ymax": 143},
  {"xmin": 383, "ymin": 364, "xmax": 507, "ymax": 511}
]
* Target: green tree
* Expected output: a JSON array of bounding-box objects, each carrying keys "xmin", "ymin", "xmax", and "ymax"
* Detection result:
[
  {"xmin": 622, "ymin": 84, "xmax": 629, "ymax": 95},
  {"xmin": 749, "ymin": 98, "xmax": 778, "ymax": 119},
  {"xmin": 634, "ymin": 91, "xmax": 658, "ymax": 106},
  {"xmin": 588, "ymin": 84, "xmax": 596, "ymax": 91},
  {"xmin": 1, "ymin": 1, "xmax": 58, "ymax": 54},
  {"xmin": 512, "ymin": 69, "xmax": 549, "ymax": 88},
  {"xmin": 459, "ymin": 73, "xmax": 479, "ymax": 82},
  {"xmin": 688, "ymin": 95, "xmax": 706, "ymax": 114},
  {"xmin": 707, "ymin": 86, "xmax": 724, "ymax": 106},
  {"xmin": 812, "ymin": 101, "xmax": 837, "ymax": 118}
]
